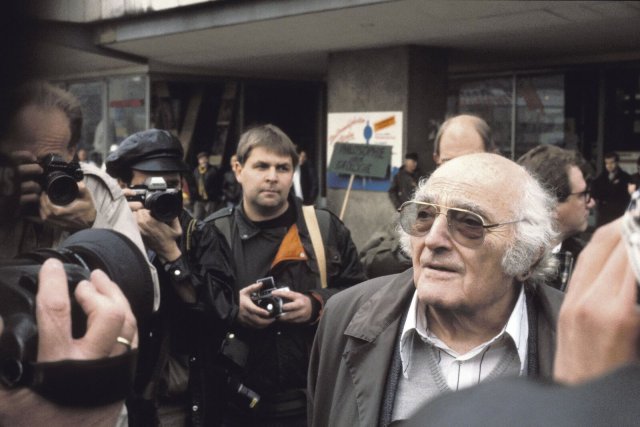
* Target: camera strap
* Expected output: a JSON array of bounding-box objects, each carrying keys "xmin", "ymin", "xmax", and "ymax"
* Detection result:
[{"xmin": 25, "ymin": 350, "xmax": 138, "ymax": 406}]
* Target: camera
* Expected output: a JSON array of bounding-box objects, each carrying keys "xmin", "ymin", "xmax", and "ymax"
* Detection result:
[
  {"xmin": 0, "ymin": 229, "xmax": 155, "ymax": 388},
  {"xmin": 126, "ymin": 177, "xmax": 183, "ymax": 223},
  {"xmin": 250, "ymin": 277, "xmax": 289, "ymax": 318},
  {"xmin": 39, "ymin": 153, "xmax": 84, "ymax": 206}
]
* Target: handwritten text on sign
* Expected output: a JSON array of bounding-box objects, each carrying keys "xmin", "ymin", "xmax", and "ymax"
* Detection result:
[{"xmin": 328, "ymin": 143, "xmax": 391, "ymax": 178}]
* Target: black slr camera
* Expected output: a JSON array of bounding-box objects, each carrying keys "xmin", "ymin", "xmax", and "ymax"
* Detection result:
[
  {"xmin": 0, "ymin": 229, "xmax": 155, "ymax": 388},
  {"xmin": 126, "ymin": 176, "xmax": 183, "ymax": 222},
  {"xmin": 39, "ymin": 153, "xmax": 84, "ymax": 206},
  {"xmin": 250, "ymin": 276, "xmax": 289, "ymax": 318}
]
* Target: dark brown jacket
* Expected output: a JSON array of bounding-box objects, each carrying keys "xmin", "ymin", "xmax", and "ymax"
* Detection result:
[{"xmin": 308, "ymin": 269, "xmax": 563, "ymax": 427}]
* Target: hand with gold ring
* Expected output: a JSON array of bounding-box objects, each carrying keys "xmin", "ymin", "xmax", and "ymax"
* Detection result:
[
  {"xmin": 116, "ymin": 336, "xmax": 132, "ymax": 351},
  {"xmin": 35, "ymin": 258, "xmax": 138, "ymax": 362},
  {"xmin": 0, "ymin": 258, "xmax": 138, "ymax": 426}
]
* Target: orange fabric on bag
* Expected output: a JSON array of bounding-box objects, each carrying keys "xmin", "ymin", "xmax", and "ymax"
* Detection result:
[{"xmin": 271, "ymin": 224, "xmax": 308, "ymax": 268}]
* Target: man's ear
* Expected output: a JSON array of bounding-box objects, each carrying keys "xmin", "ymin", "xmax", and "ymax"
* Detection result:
[
  {"xmin": 432, "ymin": 153, "xmax": 440, "ymax": 166},
  {"xmin": 234, "ymin": 163, "xmax": 243, "ymax": 183},
  {"xmin": 117, "ymin": 178, "xmax": 127, "ymax": 189}
]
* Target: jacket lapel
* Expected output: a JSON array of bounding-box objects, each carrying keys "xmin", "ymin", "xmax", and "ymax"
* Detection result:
[
  {"xmin": 342, "ymin": 269, "xmax": 415, "ymax": 426},
  {"xmin": 535, "ymin": 284, "xmax": 563, "ymax": 377}
]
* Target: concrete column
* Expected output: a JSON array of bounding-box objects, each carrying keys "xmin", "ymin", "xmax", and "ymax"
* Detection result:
[{"xmin": 326, "ymin": 46, "xmax": 447, "ymax": 251}]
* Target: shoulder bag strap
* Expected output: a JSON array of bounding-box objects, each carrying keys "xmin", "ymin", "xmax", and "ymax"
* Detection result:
[{"xmin": 302, "ymin": 205, "xmax": 327, "ymax": 289}]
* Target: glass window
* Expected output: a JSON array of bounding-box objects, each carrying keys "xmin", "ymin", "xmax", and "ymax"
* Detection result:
[
  {"xmin": 448, "ymin": 77, "xmax": 513, "ymax": 156},
  {"xmin": 68, "ymin": 81, "xmax": 105, "ymax": 158},
  {"xmin": 447, "ymin": 73, "xmax": 565, "ymax": 160},
  {"xmin": 515, "ymin": 74, "xmax": 564, "ymax": 159},
  {"xmin": 108, "ymin": 75, "xmax": 148, "ymax": 148},
  {"xmin": 604, "ymin": 68, "xmax": 640, "ymax": 151}
]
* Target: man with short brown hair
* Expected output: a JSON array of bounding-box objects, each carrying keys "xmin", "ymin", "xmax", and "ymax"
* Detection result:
[
  {"xmin": 207, "ymin": 124, "xmax": 364, "ymax": 426},
  {"xmin": 518, "ymin": 144, "xmax": 595, "ymax": 290}
]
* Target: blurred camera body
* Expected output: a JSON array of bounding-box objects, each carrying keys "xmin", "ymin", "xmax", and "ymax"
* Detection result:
[
  {"xmin": 250, "ymin": 276, "xmax": 289, "ymax": 318},
  {"xmin": 0, "ymin": 229, "xmax": 154, "ymax": 388},
  {"xmin": 126, "ymin": 177, "xmax": 183, "ymax": 223},
  {"xmin": 39, "ymin": 154, "xmax": 84, "ymax": 206}
]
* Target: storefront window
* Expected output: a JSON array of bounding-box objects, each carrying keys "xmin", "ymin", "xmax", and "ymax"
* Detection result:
[
  {"xmin": 68, "ymin": 81, "xmax": 105, "ymax": 161},
  {"xmin": 449, "ymin": 77, "xmax": 513, "ymax": 155},
  {"xmin": 108, "ymin": 75, "xmax": 148, "ymax": 147},
  {"xmin": 448, "ymin": 73, "xmax": 564, "ymax": 159},
  {"xmin": 515, "ymin": 74, "xmax": 564, "ymax": 159}
]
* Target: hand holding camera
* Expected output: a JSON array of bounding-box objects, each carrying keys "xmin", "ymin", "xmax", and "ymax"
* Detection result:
[
  {"xmin": 125, "ymin": 177, "xmax": 182, "ymax": 223},
  {"xmin": 5, "ymin": 151, "xmax": 94, "ymax": 229},
  {"xmin": 237, "ymin": 277, "xmax": 313, "ymax": 329},
  {"xmin": 39, "ymin": 179, "xmax": 96, "ymax": 230},
  {"xmin": 0, "ymin": 258, "xmax": 137, "ymax": 426},
  {"xmin": 35, "ymin": 259, "xmax": 138, "ymax": 362}
]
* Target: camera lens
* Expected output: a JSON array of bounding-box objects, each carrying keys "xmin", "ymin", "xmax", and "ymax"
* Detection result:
[
  {"xmin": 59, "ymin": 228, "xmax": 155, "ymax": 326},
  {"xmin": 145, "ymin": 191, "xmax": 182, "ymax": 222},
  {"xmin": 45, "ymin": 171, "xmax": 79, "ymax": 205}
]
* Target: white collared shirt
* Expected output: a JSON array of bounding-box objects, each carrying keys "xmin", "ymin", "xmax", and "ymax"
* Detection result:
[{"xmin": 398, "ymin": 286, "xmax": 528, "ymax": 391}]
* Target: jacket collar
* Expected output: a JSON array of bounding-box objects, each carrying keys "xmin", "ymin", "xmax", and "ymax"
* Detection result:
[
  {"xmin": 344, "ymin": 268, "xmax": 415, "ymax": 342},
  {"xmin": 234, "ymin": 195, "xmax": 307, "ymax": 241}
]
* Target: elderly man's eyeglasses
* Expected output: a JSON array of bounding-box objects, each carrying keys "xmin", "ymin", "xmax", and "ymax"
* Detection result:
[
  {"xmin": 397, "ymin": 201, "xmax": 522, "ymax": 248},
  {"xmin": 568, "ymin": 189, "xmax": 591, "ymax": 203}
]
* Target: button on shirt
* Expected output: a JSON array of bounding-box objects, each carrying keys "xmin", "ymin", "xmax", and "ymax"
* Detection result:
[{"xmin": 399, "ymin": 286, "xmax": 529, "ymax": 390}]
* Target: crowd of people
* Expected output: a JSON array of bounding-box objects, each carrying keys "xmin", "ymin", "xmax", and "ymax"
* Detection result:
[{"xmin": 1, "ymin": 80, "xmax": 639, "ymax": 427}]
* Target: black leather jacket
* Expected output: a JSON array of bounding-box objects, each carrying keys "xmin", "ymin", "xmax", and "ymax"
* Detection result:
[
  {"xmin": 207, "ymin": 197, "xmax": 365, "ymax": 417},
  {"xmin": 128, "ymin": 209, "xmax": 236, "ymax": 426}
]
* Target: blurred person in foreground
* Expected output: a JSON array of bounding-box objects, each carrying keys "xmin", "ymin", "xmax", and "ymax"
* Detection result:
[
  {"xmin": 0, "ymin": 82, "xmax": 149, "ymax": 259},
  {"xmin": 0, "ymin": 81, "xmax": 159, "ymax": 313},
  {"xmin": 406, "ymin": 198, "xmax": 640, "ymax": 426},
  {"xmin": 518, "ymin": 144, "xmax": 595, "ymax": 291},
  {"xmin": 308, "ymin": 153, "xmax": 562, "ymax": 426},
  {"xmin": 106, "ymin": 129, "xmax": 236, "ymax": 426},
  {"xmin": 360, "ymin": 114, "xmax": 496, "ymax": 279}
]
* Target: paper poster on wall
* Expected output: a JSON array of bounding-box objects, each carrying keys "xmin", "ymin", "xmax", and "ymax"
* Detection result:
[{"xmin": 327, "ymin": 112, "xmax": 403, "ymax": 191}]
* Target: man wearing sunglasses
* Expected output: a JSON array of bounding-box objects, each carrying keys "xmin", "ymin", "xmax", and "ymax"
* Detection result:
[
  {"xmin": 518, "ymin": 144, "xmax": 595, "ymax": 291},
  {"xmin": 361, "ymin": 114, "xmax": 495, "ymax": 279},
  {"xmin": 308, "ymin": 153, "xmax": 563, "ymax": 426}
]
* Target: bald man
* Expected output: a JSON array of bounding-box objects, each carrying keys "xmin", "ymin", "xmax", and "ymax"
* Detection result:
[
  {"xmin": 433, "ymin": 114, "xmax": 496, "ymax": 166},
  {"xmin": 310, "ymin": 153, "xmax": 563, "ymax": 426}
]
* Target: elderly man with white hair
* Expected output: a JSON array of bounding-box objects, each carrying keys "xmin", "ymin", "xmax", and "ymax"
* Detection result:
[{"xmin": 307, "ymin": 153, "xmax": 563, "ymax": 427}]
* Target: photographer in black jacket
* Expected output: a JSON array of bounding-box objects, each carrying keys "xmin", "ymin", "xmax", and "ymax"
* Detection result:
[{"xmin": 106, "ymin": 129, "xmax": 237, "ymax": 426}]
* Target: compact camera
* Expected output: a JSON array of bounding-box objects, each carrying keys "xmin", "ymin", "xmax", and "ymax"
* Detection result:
[
  {"xmin": 39, "ymin": 153, "xmax": 84, "ymax": 206},
  {"xmin": 250, "ymin": 276, "xmax": 289, "ymax": 318},
  {"xmin": 126, "ymin": 176, "xmax": 183, "ymax": 223}
]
